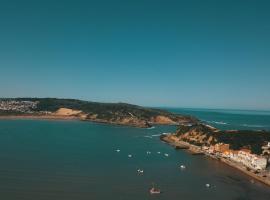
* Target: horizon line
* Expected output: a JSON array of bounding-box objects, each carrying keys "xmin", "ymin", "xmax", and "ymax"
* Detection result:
[{"xmin": 1, "ymin": 96, "xmax": 270, "ymax": 112}]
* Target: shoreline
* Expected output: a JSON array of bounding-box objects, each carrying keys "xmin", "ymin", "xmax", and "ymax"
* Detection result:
[
  {"xmin": 0, "ymin": 115, "xmax": 178, "ymax": 128},
  {"xmin": 161, "ymin": 134, "xmax": 270, "ymax": 187}
]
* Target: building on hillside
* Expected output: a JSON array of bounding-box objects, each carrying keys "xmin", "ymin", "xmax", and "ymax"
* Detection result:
[
  {"xmin": 214, "ymin": 143, "xmax": 230, "ymax": 153},
  {"xmin": 262, "ymin": 142, "xmax": 270, "ymax": 155}
]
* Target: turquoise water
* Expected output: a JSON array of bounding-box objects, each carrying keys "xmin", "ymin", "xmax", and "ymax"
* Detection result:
[{"xmin": 0, "ymin": 108, "xmax": 270, "ymax": 199}]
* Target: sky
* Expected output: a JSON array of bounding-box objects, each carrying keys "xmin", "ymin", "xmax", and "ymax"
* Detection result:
[{"xmin": 0, "ymin": 0, "xmax": 270, "ymax": 110}]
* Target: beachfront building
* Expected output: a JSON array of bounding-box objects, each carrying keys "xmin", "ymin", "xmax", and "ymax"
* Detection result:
[
  {"xmin": 206, "ymin": 143, "xmax": 230, "ymax": 156},
  {"xmin": 262, "ymin": 142, "xmax": 270, "ymax": 155},
  {"xmin": 228, "ymin": 149, "xmax": 267, "ymax": 171},
  {"xmin": 214, "ymin": 143, "xmax": 230, "ymax": 153},
  {"xmin": 262, "ymin": 142, "xmax": 270, "ymax": 165}
]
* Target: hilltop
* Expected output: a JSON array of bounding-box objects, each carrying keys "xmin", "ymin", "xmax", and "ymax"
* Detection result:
[{"xmin": 0, "ymin": 98, "xmax": 197, "ymax": 128}]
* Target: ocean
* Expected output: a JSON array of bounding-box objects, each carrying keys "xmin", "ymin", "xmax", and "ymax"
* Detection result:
[
  {"xmin": 0, "ymin": 108, "xmax": 270, "ymax": 200},
  {"xmin": 166, "ymin": 108, "xmax": 270, "ymax": 131}
]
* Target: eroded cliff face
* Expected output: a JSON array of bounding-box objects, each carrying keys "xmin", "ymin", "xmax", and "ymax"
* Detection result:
[
  {"xmin": 175, "ymin": 124, "xmax": 219, "ymax": 146},
  {"xmin": 86, "ymin": 113, "xmax": 192, "ymax": 128}
]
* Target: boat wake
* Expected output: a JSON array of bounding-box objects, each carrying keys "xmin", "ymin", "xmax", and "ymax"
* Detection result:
[{"xmin": 144, "ymin": 135, "xmax": 153, "ymax": 139}]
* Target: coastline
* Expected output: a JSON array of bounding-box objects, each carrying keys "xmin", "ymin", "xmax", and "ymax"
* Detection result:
[
  {"xmin": 0, "ymin": 115, "xmax": 174, "ymax": 128},
  {"xmin": 0, "ymin": 115, "xmax": 80, "ymax": 121},
  {"xmin": 161, "ymin": 134, "xmax": 270, "ymax": 187}
]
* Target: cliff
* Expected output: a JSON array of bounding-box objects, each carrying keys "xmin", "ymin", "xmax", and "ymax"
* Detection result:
[{"xmin": 174, "ymin": 123, "xmax": 270, "ymax": 154}]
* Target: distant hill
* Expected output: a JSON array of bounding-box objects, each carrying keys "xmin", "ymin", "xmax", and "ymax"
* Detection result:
[{"xmin": 0, "ymin": 98, "xmax": 197, "ymax": 128}]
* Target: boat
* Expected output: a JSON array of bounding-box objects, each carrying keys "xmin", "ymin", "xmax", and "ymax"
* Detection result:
[
  {"xmin": 149, "ymin": 183, "xmax": 161, "ymax": 194},
  {"xmin": 164, "ymin": 153, "xmax": 169, "ymax": 157},
  {"xmin": 137, "ymin": 169, "xmax": 144, "ymax": 175},
  {"xmin": 128, "ymin": 154, "xmax": 132, "ymax": 158},
  {"xmin": 180, "ymin": 165, "xmax": 186, "ymax": 169},
  {"xmin": 116, "ymin": 149, "xmax": 120, "ymax": 152},
  {"xmin": 150, "ymin": 187, "xmax": 161, "ymax": 194},
  {"xmin": 206, "ymin": 183, "xmax": 210, "ymax": 188}
]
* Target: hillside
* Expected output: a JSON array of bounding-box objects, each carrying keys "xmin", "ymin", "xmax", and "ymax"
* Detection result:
[
  {"xmin": 175, "ymin": 123, "xmax": 270, "ymax": 154},
  {"xmin": 0, "ymin": 98, "xmax": 197, "ymax": 128}
]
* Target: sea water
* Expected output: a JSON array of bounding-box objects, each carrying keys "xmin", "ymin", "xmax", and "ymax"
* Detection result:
[{"xmin": 0, "ymin": 108, "xmax": 270, "ymax": 200}]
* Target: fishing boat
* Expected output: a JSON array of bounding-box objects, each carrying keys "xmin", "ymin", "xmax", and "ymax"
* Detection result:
[
  {"xmin": 150, "ymin": 187, "xmax": 161, "ymax": 194},
  {"xmin": 149, "ymin": 183, "xmax": 161, "ymax": 194}
]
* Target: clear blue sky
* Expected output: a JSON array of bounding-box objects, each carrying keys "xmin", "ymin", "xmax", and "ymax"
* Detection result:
[{"xmin": 0, "ymin": 0, "xmax": 269, "ymax": 110}]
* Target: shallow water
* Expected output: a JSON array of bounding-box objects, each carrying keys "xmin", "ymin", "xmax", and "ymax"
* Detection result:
[{"xmin": 0, "ymin": 119, "xmax": 269, "ymax": 200}]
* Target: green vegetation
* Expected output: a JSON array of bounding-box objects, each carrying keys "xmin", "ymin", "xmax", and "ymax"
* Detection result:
[
  {"xmin": 176, "ymin": 124, "xmax": 270, "ymax": 154},
  {"xmin": 0, "ymin": 98, "xmax": 197, "ymax": 126},
  {"xmin": 216, "ymin": 130, "xmax": 270, "ymax": 154}
]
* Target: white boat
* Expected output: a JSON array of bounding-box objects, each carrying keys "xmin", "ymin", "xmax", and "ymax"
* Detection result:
[
  {"xmin": 137, "ymin": 169, "xmax": 144, "ymax": 174},
  {"xmin": 180, "ymin": 165, "xmax": 186, "ymax": 169},
  {"xmin": 206, "ymin": 184, "xmax": 210, "ymax": 188},
  {"xmin": 164, "ymin": 153, "xmax": 169, "ymax": 157},
  {"xmin": 116, "ymin": 149, "xmax": 120, "ymax": 152},
  {"xmin": 146, "ymin": 151, "xmax": 151, "ymax": 154},
  {"xmin": 157, "ymin": 151, "xmax": 161, "ymax": 154},
  {"xmin": 128, "ymin": 154, "xmax": 132, "ymax": 158}
]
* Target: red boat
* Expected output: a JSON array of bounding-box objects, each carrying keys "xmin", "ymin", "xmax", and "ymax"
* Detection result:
[{"xmin": 150, "ymin": 187, "xmax": 161, "ymax": 194}]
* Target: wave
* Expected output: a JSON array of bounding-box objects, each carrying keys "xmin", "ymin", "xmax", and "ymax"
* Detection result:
[
  {"xmin": 151, "ymin": 134, "xmax": 161, "ymax": 137},
  {"xmin": 212, "ymin": 121, "xmax": 228, "ymax": 125},
  {"xmin": 147, "ymin": 126, "xmax": 155, "ymax": 130},
  {"xmin": 206, "ymin": 121, "xmax": 228, "ymax": 125},
  {"xmin": 241, "ymin": 124, "xmax": 267, "ymax": 128}
]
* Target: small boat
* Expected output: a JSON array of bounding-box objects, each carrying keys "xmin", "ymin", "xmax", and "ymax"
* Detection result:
[
  {"xmin": 128, "ymin": 154, "xmax": 132, "ymax": 158},
  {"xmin": 149, "ymin": 183, "xmax": 161, "ymax": 194},
  {"xmin": 116, "ymin": 149, "xmax": 120, "ymax": 152},
  {"xmin": 164, "ymin": 153, "xmax": 169, "ymax": 157},
  {"xmin": 146, "ymin": 151, "xmax": 151, "ymax": 155},
  {"xmin": 137, "ymin": 169, "xmax": 144, "ymax": 175},
  {"xmin": 157, "ymin": 151, "xmax": 161, "ymax": 154},
  {"xmin": 180, "ymin": 165, "xmax": 186, "ymax": 169},
  {"xmin": 150, "ymin": 187, "xmax": 161, "ymax": 194},
  {"xmin": 205, "ymin": 183, "xmax": 210, "ymax": 188}
]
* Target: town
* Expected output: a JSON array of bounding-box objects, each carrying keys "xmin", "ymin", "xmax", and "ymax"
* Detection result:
[
  {"xmin": 162, "ymin": 128, "xmax": 270, "ymax": 186},
  {"xmin": 0, "ymin": 100, "xmax": 38, "ymax": 113}
]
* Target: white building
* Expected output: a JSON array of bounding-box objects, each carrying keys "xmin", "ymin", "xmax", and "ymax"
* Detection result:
[{"xmin": 227, "ymin": 149, "xmax": 267, "ymax": 171}]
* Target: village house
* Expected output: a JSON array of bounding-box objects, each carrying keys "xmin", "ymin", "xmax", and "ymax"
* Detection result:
[{"xmin": 229, "ymin": 149, "xmax": 267, "ymax": 171}]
